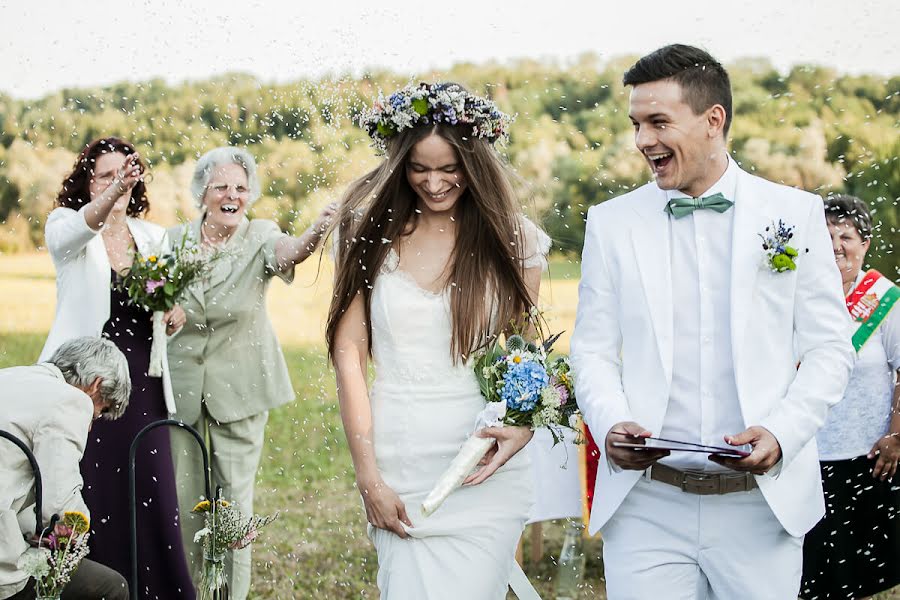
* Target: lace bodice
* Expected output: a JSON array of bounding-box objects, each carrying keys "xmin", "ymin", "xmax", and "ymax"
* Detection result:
[
  {"xmin": 370, "ymin": 248, "xmax": 469, "ymax": 386},
  {"xmin": 369, "ymin": 218, "xmax": 550, "ymax": 387}
]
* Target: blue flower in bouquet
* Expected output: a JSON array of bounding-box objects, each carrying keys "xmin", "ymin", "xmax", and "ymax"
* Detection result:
[{"xmin": 500, "ymin": 360, "xmax": 549, "ymax": 411}]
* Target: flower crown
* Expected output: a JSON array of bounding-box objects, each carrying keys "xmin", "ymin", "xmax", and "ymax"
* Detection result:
[{"xmin": 359, "ymin": 82, "xmax": 513, "ymax": 154}]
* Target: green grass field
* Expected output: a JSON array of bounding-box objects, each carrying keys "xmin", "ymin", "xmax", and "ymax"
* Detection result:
[
  {"xmin": 2, "ymin": 253, "xmax": 897, "ymax": 600},
  {"xmin": 0, "ymin": 253, "xmax": 603, "ymax": 599}
]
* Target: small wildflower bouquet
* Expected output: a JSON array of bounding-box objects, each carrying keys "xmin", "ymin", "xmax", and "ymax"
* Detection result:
[
  {"xmin": 192, "ymin": 499, "xmax": 278, "ymax": 600},
  {"xmin": 117, "ymin": 231, "xmax": 218, "ymax": 377},
  {"xmin": 422, "ymin": 311, "xmax": 580, "ymax": 516},
  {"xmin": 17, "ymin": 511, "xmax": 91, "ymax": 599}
]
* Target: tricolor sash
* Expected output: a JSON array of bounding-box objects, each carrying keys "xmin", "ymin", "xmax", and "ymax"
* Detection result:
[
  {"xmin": 579, "ymin": 421, "xmax": 601, "ymax": 536},
  {"xmin": 846, "ymin": 269, "xmax": 900, "ymax": 351}
]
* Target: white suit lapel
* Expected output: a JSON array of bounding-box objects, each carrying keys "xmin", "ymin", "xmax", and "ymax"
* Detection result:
[
  {"xmin": 729, "ymin": 169, "xmax": 773, "ymax": 367},
  {"xmin": 630, "ymin": 188, "xmax": 674, "ymax": 384}
]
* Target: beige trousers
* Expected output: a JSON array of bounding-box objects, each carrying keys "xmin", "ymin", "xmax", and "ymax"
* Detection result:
[{"xmin": 171, "ymin": 409, "xmax": 269, "ymax": 600}]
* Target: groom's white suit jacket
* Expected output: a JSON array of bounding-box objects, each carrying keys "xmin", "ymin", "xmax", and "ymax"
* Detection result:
[{"xmin": 571, "ymin": 165, "xmax": 854, "ymax": 537}]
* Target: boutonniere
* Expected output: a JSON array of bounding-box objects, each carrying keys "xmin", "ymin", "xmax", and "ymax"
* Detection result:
[{"xmin": 759, "ymin": 220, "xmax": 807, "ymax": 272}]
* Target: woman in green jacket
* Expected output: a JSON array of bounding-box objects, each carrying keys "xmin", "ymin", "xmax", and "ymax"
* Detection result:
[{"xmin": 167, "ymin": 146, "xmax": 334, "ymax": 600}]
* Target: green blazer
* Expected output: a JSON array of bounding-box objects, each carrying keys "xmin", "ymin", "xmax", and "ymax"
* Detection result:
[{"xmin": 167, "ymin": 217, "xmax": 295, "ymax": 424}]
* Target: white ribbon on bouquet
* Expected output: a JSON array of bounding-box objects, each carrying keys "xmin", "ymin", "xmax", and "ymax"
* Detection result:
[
  {"xmin": 147, "ymin": 311, "xmax": 167, "ymax": 377},
  {"xmin": 421, "ymin": 400, "xmax": 508, "ymax": 517},
  {"xmin": 420, "ymin": 399, "xmax": 542, "ymax": 599}
]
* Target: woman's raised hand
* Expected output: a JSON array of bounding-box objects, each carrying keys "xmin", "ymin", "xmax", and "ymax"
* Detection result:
[
  {"xmin": 112, "ymin": 152, "xmax": 143, "ymax": 197},
  {"xmin": 357, "ymin": 476, "xmax": 413, "ymax": 539},
  {"xmin": 313, "ymin": 202, "xmax": 338, "ymax": 234}
]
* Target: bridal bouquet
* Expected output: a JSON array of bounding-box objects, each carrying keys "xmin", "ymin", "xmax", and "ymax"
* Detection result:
[
  {"xmin": 18, "ymin": 511, "xmax": 91, "ymax": 599},
  {"xmin": 192, "ymin": 499, "xmax": 278, "ymax": 600},
  {"xmin": 117, "ymin": 232, "xmax": 218, "ymax": 377},
  {"xmin": 422, "ymin": 313, "xmax": 580, "ymax": 516}
]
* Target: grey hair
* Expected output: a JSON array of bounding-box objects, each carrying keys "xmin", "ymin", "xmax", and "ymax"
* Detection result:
[
  {"xmin": 190, "ymin": 146, "xmax": 262, "ymax": 210},
  {"xmin": 49, "ymin": 337, "xmax": 131, "ymax": 420}
]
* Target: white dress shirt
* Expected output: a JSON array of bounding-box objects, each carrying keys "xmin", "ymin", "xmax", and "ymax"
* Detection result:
[{"xmin": 659, "ymin": 158, "xmax": 746, "ymax": 471}]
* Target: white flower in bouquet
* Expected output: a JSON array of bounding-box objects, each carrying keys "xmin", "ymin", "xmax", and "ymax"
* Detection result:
[
  {"xmin": 116, "ymin": 230, "xmax": 223, "ymax": 377},
  {"xmin": 18, "ymin": 511, "xmax": 91, "ymax": 598},
  {"xmin": 191, "ymin": 499, "xmax": 278, "ymax": 600},
  {"xmin": 421, "ymin": 317, "xmax": 581, "ymax": 517}
]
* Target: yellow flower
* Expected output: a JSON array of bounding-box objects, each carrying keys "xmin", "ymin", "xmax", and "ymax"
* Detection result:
[
  {"xmin": 148, "ymin": 255, "xmax": 157, "ymax": 263},
  {"xmin": 63, "ymin": 511, "xmax": 90, "ymax": 534},
  {"xmin": 192, "ymin": 499, "xmax": 231, "ymax": 513}
]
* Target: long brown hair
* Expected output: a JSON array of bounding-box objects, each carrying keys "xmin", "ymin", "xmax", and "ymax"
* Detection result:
[
  {"xmin": 56, "ymin": 137, "xmax": 149, "ymax": 217},
  {"xmin": 326, "ymin": 123, "xmax": 535, "ymax": 363}
]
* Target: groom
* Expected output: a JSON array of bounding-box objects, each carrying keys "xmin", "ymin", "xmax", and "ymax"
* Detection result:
[{"xmin": 571, "ymin": 44, "xmax": 854, "ymax": 599}]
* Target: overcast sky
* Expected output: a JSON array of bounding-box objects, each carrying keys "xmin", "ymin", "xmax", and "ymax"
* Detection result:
[{"xmin": 2, "ymin": 0, "xmax": 897, "ymax": 99}]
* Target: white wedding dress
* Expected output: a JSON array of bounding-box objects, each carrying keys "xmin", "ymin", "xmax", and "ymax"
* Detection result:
[{"xmin": 367, "ymin": 227, "xmax": 548, "ymax": 599}]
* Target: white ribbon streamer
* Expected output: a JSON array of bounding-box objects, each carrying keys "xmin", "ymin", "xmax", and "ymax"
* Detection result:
[{"xmin": 148, "ymin": 310, "xmax": 166, "ymax": 377}]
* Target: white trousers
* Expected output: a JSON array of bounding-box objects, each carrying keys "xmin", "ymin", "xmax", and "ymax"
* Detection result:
[{"xmin": 601, "ymin": 474, "xmax": 803, "ymax": 600}]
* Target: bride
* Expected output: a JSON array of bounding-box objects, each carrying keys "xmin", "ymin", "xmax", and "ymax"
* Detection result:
[{"xmin": 327, "ymin": 82, "xmax": 550, "ymax": 598}]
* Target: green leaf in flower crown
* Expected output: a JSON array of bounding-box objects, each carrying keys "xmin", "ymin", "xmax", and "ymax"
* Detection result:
[
  {"xmin": 506, "ymin": 334, "xmax": 526, "ymax": 352},
  {"xmin": 164, "ymin": 282, "xmax": 175, "ymax": 295},
  {"xmin": 411, "ymin": 97, "xmax": 429, "ymax": 116},
  {"xmin": 376, "ymin": 122, "xmax": 395, "ymax": 137}
]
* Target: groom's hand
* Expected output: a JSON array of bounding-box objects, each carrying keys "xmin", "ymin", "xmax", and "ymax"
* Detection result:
[
  {"xmin": 606, "ymin": 422, "xmax": 670, "ymax": 471},
  {"xmin": 709, "ymin": 426, "xmax": 782, "ymax": 475}
]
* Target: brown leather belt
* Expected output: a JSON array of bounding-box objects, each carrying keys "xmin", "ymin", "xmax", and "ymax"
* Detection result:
[{"xmin": 648, "ymin": 463, "xmax": 758, "ymax": 495}]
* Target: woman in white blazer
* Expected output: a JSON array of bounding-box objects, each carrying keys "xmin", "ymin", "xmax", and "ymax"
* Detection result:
[{"xmin": 40, "ymin": 137, "xmax": 195, "ymax": 599}]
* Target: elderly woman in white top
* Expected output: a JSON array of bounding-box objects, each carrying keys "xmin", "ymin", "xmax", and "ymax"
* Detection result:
[
  {"xmin": 40, "ymin": 137, "xmax": 195, "ymax": 598},
  {"xmin": 168, "ymin": 146, "xmax": 335, "ymax": 599},
  {"xmin": 800, "ymin": 194, "xmax": 900, "ymax": 600}
]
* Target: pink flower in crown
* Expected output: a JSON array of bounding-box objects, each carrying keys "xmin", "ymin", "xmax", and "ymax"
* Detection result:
[{"xmin": 145, "ymin": 278, "xmax": 166, "ymax": 294}]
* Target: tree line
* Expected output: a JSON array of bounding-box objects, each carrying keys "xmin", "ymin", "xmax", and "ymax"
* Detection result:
[{"xmin": 1, "ymin": 54, "xmax": 897, "ymax": 275}]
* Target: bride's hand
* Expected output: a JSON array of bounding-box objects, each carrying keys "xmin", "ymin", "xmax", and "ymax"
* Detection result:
[
  {"xmin": 357, "ymin": 477, "xmax": 413, "ymax": 539},
  {"xmin": 463, "ymin": 426, "xmax": 534, "ymax": 486}
]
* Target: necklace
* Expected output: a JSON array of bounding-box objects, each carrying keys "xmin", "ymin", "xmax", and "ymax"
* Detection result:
[{"xmin": 200, "ymin": 221, "xmax": 233, "ymax": 247}]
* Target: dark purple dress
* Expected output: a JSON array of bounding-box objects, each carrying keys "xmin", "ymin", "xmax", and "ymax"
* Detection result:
[{"xmin": 80, "ymin": 272, "xmax": 196, "ymax": 599}]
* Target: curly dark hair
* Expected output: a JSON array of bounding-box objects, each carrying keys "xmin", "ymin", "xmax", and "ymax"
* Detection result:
[{"xmin": 56, "ymin": 137, "xmax": 149, "ymax": 217}]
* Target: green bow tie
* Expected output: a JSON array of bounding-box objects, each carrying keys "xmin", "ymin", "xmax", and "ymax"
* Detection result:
[{"xmin": 664, "ymin": 192, "xmax": 734, "ymax": 219}]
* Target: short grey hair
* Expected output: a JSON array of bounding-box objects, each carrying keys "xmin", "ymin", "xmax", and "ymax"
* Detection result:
[
  {"xmin": 49, "ymin": 337, "xmax": 131, "ymax": 420},
  {"xmin": 190, "ymin": 146, "xmax": 262, "ymax": 210}
]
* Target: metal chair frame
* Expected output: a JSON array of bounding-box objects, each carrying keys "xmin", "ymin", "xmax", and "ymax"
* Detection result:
[{"xmin": 128, "ymin": 419, "xmax": 222, "ymax": 600}]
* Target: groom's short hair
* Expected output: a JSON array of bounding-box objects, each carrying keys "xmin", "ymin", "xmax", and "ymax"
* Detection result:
[{"xmin": 623, "ymin": 44, "xmax": 733, "ymax": 138}]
